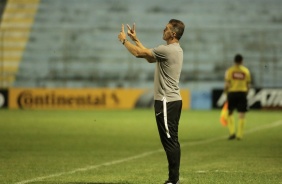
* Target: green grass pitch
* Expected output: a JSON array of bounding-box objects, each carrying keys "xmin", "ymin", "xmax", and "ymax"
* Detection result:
[{"xmin": 0, "ymin": 109, "xmax": 281, "ymax": 184}]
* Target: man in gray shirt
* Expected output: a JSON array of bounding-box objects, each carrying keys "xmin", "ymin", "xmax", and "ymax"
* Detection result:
[{"xmin": 118, "ymin": 19, "xmax": 185, "ymax": 184}]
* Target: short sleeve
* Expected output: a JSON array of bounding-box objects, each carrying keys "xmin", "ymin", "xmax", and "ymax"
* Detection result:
[{"xmin": 151, "ymin": 45, "xmax": 168, "ymax": 62}]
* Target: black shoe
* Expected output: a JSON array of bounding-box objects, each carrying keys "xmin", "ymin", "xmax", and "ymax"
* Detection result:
[
  {"xmin": 164, "ymin": 180, "xmax": 180, "ymax": 184},
  {"xmin": 228, "ymin": 134, "xmax": 236, "ymax": 140}
]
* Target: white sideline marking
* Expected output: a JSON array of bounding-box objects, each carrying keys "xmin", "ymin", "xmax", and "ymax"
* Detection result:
[
  {"xmin": 15, "ymin": 120, "xmax": 282, "ymax": 184},
  {"xmin": 195, "ymin": 170, "xmax": 242, "ymax": 173}
]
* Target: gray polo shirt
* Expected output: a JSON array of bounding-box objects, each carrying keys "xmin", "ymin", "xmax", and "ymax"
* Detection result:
[{"xmin": 151, "ymin": 43, "xmax": 183, "ymax": 102}]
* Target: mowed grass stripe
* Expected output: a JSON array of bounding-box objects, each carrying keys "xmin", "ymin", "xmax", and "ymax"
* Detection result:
[{"xmin": 14, "ymin": 119, "xmax": 282, "ymax": 184}]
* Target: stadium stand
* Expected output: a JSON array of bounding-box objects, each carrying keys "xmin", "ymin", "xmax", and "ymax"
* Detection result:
[
  {"xmin": 0, "ymin": 0, "xmax": 39, "ymax": 87},
  {"xmin": 0, "ymin": 0, "xmax": 280, "ymax": 89}
]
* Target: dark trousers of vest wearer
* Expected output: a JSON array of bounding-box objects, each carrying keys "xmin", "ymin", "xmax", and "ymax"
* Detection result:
[{"xmin": 154, "ymin": 100, "xmax": 182, "ymax": 183}]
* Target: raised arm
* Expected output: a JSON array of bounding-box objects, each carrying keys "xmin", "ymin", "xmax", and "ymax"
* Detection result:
[{"xmin": 118, "ymin": 24, "xmax": 156, "ymax": 63}]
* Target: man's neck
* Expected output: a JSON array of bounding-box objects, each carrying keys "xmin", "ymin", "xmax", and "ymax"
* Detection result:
[{"xmin": 167, "ymin": 38, "xmax": 179, "ymax": 45}]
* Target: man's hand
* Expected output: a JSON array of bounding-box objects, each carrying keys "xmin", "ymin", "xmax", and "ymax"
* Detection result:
[
  {"xmin": 126, "ymin": 23, "xmax": 137, "ymax": 41},
  {"xmin": 118, "ymin": 22, "xmax": 154, "ymax": 62},
  {"xmin": 118, "ymin": 24, "xmax": 126, "ymax": 43}
]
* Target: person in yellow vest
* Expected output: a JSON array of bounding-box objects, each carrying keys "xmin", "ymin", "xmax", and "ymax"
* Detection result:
[{"xmin": 224, "ymin": 54, "xmax": 251, "ymax": 140}]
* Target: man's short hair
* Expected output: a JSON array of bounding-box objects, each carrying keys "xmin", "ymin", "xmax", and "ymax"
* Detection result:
[
  {"xmin": 169, "ymin": 19, "xmax": 185, "ymax": 40},
  {"xmin": 234, "ymin": 54, "xmax": 243, "ymax": 64}
]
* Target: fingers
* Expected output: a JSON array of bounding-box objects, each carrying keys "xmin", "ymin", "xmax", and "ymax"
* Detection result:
[
  {"xmin": 132, "ymin": 23, "xmax": 135, "ymax": 32},
  {"xmin": 121, "ymin": 24, "xmax": 124, "ymax": 33},
  {"xmin": 126, "ymin": 24, "xmax": 131, "ymax": 32},
  {"xmin": 120, "ymin": 23, "xmax": 136, "ymax": 41},
  {"xmin": 126, "ymin": 23, "xmax": 135, "ymax": 33}
]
